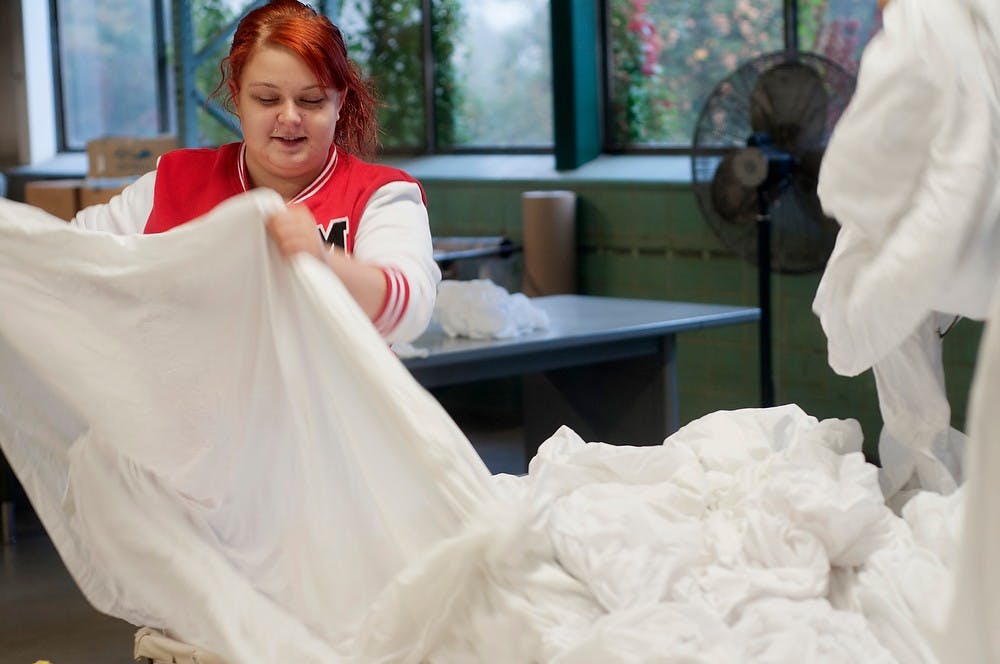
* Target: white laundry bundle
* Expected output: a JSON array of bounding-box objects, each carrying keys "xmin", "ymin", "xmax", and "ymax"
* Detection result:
[
  {"xmin": 813, "ymin": 0, "xmax": 1000, "ymax": 498},
  {"xmin": 432, "ymin": 278, "xmax": 549, "ymax": 339},
  {"xmin": 0, "ymin": 192, "xmax": 971, "ymax": 662}
]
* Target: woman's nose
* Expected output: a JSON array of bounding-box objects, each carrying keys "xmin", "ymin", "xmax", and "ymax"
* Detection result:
[{"xmin": 277, "ymin": 101, "xmax": 301, "ymax": 124}]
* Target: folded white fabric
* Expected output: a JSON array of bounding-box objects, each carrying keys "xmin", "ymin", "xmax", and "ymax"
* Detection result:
[
  {"xmin": 813, "ymin": 0, "xmax": 1000, "ymax": 495},
  {"xmin": 433, "ymin": 278, "xmax": 549, "ymax": 339}
]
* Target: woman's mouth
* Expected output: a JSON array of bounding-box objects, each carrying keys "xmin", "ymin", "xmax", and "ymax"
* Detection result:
[{"xmin": 273, "ymin": 136, "xmax": 306, "ymax": 146}]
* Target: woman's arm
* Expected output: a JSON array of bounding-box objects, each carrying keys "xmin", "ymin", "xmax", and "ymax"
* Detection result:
[
  {"xmin": 267, "ymin": 181, "xmax": 441, "ymax": 344},
  {"xmin": 71, "ymin": 171, "xmax": 156, "ymax": 234},
  {"xmin": 351, "ymin": 181, "xmax": 441, "ymax": 343}
]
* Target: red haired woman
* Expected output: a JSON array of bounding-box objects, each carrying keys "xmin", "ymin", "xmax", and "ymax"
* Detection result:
[{"xmin": 73, "ymin": 0, "xmax": 439, "ymax": 343}]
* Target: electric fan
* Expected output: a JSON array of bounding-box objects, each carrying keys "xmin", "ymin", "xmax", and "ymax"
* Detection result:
[{"xmin": 691, "ymin": 50, "xmax": 856, "ymax": 407}]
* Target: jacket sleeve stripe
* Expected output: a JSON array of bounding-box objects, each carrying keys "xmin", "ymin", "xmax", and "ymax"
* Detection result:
[{"xmin": 373, "ymin": 267, "xmax": 411, "ymax": 336}]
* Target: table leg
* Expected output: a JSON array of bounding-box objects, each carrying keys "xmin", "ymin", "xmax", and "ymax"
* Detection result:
[
  {"xmin": 1, "ymin": 454, "xmax": 14, "ymax": 545},
  {"xmin": 522, "ymin": 335, "xmax": 678, "ymax": 462}
]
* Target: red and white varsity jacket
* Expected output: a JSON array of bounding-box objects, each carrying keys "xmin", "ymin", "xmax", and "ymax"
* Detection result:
[{"xmin": 73, "ymin": 142, "xmax": 440, "ymax": 343}]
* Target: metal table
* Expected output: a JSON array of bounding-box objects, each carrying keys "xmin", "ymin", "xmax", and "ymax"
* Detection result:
[{"xmin": 403, "ymin": 294, "xmax": 760, "ymax": 457}]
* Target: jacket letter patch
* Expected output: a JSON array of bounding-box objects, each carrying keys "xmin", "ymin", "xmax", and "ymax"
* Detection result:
[{"xmin": 318, "ymin": 216, "xmax": 349, "ymax": 248}]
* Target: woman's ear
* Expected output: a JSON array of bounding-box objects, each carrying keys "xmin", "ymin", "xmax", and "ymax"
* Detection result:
[
  {"xmin": 335, "ymin": 89, "xmax": 346, "ymax": 120},
  {"xmin": 228, "ymin": 81, "xmax": 241, "ymax": 114}
]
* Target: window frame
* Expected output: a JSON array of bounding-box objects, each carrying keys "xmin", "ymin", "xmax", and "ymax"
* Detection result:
[
  {"xmin": 48, "ymin": 0, "xmax": 174, "ymax": 153},
  {"xmin": 45, "ymin": 0, "xmax": 848, "ymax": 165}
]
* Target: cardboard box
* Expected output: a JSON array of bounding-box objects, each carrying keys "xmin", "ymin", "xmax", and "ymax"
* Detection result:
[
  {"xmin": 87, "ymin": 135, "xmax": 176, "ymax": 179},
  {"xmin": 79, "ymin": 183, "xmax": 128, "ymax": 208},
  {"xmin": 24, "ymin": 179, "xmax": 130, "ymax": 221},
  {"xmin": 24, "ymin": 179, "xmax": 84, "ymax": 221},
  {"xmin": 23, "ymin": 135, "xmax": 174, "ymax": 221}
]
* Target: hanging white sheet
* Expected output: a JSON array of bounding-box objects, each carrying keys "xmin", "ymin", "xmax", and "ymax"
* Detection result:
[
  {"xmin": 0, "ymin": 191, "xmax": 512, "ymax": 661},
  {"xmin": 813, "ymin": 0, "xmax": 1000, "ymax": 496}
]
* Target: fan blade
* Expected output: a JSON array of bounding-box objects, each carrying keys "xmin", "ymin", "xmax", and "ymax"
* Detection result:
[
  {"xmin": 767, "ymin": 175, "xmax": 841, "ymax": 273},
  {"xmin": 710, "ymin": 152, "xmax": 758, "ymax": 226},
  {"xmin": 749, "ymin": 62, "xmax": 829, "ymax": 157}
]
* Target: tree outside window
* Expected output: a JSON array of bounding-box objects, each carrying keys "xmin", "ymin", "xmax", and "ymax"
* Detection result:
[
  {"xmin": 53, "ymin": 0, "xmax": 880, "ymax": 154},
  {"xmin": 607, "ymin": 0, "xmax": 882, "ymax": 149},
  {"xmin": 340, "ymin": 0, "xmax": 551, "ymax": 152}
]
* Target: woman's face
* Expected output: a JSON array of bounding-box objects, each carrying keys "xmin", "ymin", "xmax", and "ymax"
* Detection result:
[{"xmin": 232, "ymin": 45, "xmax": 342, "ymax": 197}]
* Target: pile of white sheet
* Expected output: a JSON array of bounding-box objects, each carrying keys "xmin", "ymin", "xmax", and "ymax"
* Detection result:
[{"xmin": 0, "ymin": 192, "xmax": 976, "ymax": 662}]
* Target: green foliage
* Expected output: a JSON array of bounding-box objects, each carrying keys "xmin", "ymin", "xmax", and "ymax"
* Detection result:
[
  {"xmin": 448, "ymin": 1, "xmax": 551, "ymax": 147},
  {"xmin": 798, "ymin": 0, "xmax": 827, "ymax": 48},
  {"xmin": 609, "ymin": 0, "xmax": 880, "ymax": 147},
  {"xmin": 342, "ymin": 0, "xmax": 463, "ymax": 151},
  {"xmin": 345, "ymin": 0, "xmax": 425, "ymax": 149},
  {"xmin": 609, "ymin": 0, "xmax": 783, "ymax": 147},
  {"xmin": 430, "ymin": 0, "xmax": 463, "ymax": 147},
  {"xmin": 608, "ymin": 0, "xmax": 673, "ymax": 145},
  {"xmin": 191, "ymin": 0, "xmax": 244, "ymax": 146}
]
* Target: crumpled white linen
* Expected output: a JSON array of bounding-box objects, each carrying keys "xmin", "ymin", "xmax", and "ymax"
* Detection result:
[
  {"xmin": 812, "ymin": 0, "xmax": 1000, "ymax": 496},
  {"xmin": 501, "ymin": 407, "xmax": 957, "ymax": 664},
  {"xmin": 0, "ymin": 193, "xmax": 964, "ymax": 662},
  {"xmin": 433, "ymin": 278, "xmax": 549, "ymax": 339}
]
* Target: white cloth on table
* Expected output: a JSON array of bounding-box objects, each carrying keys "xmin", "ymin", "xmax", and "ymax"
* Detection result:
[
  {"xmin": 0, "ymin": 193, "xmax": 962, "ymax": 662},
  {"xmin": 813, "ymin": 0, "xmax": 1000, "ymax": 497},
  {"xmin": 433, "ymin": 278, "xmax": 549, "ymax": 339}
]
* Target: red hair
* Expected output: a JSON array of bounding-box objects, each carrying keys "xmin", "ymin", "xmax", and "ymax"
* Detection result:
[{"xmin": 220, "ymin": 0, "xmax": 379, "ymax": 158}]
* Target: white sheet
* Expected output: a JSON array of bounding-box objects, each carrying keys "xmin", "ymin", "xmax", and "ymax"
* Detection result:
[
  {"xmin": 0, "ymin": 193, "xmax": 965, "ymax": 661},
  {"xmin": 933, "ymin": 286, "xmax": 1000, "ymax": 664},
  {"xmin": 0, "ymin": 191, "xmax": 505, "ymax": 661},
  {"xmin": 813, "ymin": 0, "xmax": 1000, "ymax": 496}
]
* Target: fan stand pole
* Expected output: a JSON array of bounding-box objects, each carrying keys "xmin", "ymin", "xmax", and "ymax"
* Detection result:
[{"xmin": 757, "ymin": 190, "xmax": 776, "ymax": 408}]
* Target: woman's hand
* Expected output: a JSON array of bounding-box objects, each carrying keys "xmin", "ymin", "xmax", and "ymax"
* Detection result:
[
  {"xmin": 266, "ymin": 204, "xmax": 325, "ymax": 261},
  {"xmin": 265, "ymin": 203, "xmax": 388, "ymax": 320}
]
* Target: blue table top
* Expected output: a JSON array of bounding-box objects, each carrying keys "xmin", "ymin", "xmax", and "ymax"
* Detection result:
[{"xmin": 403, "ymin": 294, "xmax": 760, "ymax": 369}]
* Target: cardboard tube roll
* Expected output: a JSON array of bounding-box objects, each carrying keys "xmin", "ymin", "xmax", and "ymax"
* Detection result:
[{"xmin": 521, "ymin": 190, "xmax": 577, "ymax": 296}]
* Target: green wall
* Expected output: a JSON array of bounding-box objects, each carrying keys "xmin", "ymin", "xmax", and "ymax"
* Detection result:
[{"xmin": 422, "ymin": 177, "xmax": 984, "ymax": 462}]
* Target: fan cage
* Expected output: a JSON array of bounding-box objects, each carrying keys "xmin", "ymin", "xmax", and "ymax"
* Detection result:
[{"xmin": 690, "ymin": 50, "xmax": 857, "ymax": 274}]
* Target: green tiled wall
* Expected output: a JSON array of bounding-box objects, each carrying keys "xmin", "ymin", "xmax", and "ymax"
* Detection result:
[{"xmin": 423, "ymin": 179, "xmax": 984, "ymax": 462}]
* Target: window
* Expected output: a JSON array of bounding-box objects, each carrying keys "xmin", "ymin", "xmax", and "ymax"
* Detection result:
[
  {"xmin": 339, "ymin": 0, "xmax": 552, "ymax": 152},
  {"xmin": 798, "ymin": 0, "xmax": 882, "ymax": 73},
  {"xmin": 47, "ymin": 1, "xmax": 881, "ymax": 157},
  {"xmin": 605, "ymin": 0, "xmax": 882, "ymax": 150},
  {"xmin": 184, "ymin": 0, "xmax": 256, "ymax": 147},
  {"xmin": 442, "ymin": 0, "xmax": 552, "ymax": 149},
  {"xmin": 52, "ymin": 0, "xmax": 172, "ymax": 151}
]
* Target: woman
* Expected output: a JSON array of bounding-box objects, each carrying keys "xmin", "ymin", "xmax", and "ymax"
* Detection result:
[{"xmin": 73, "ymin": 0, "xmax": 439, "ymax": 344}]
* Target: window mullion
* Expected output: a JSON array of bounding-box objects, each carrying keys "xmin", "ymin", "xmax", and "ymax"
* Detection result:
[
  {"xmin": 422, "ymin": 0, "xmax": 435, "ymax": 152},
  {"xmin": 551, "ymin": 0, "xmax": 602, "ymax": 170}
]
